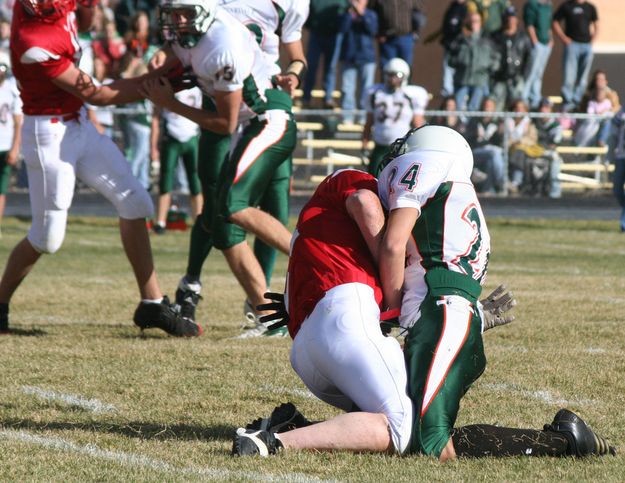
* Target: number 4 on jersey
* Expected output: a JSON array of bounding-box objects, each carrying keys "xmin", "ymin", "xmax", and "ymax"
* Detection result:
[{"xmin": 398, "ymin": 163, "xmax": 421, "ymax": 191}]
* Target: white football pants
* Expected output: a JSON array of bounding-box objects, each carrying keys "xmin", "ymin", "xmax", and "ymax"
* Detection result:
[{"xmin": 290, "ymin": 282, "xmax": 413, "ymax": 454}]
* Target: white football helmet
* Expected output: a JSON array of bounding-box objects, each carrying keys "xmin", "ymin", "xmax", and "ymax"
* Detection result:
[
  {"xmin": 380, "ymin": 125, "xmax": 474, "ymax": 178},
  {"xmin": 159, "ymin": 0, "xmax": 218, "ymax": 48},
  {"xmin": 383, "ymin": 58, "xmax": 410, "ymax": 88}
]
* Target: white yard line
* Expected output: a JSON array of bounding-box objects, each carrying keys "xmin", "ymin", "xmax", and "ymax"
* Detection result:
[
  {"xmin": 480, "ymin": 382, "xmax": 596, "ymax": 407},
  {"xmin": 260, "ymin": 384, "xmax": 316, "ymax": 399},
  {"xmin": 0, "ymin": 429, "xmax": 333, "ymax": 483},
  {"xmin": 21, "ymin": 386, "xmax": 117, "ymax": 414}
]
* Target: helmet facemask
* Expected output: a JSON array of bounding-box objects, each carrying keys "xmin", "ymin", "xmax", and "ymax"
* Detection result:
[{"xmin": 159, "ymin": 1, "xmax": 216, "ymax": 48}]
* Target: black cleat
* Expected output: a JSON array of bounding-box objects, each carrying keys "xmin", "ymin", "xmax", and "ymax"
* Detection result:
[
  {"xmin": 175, "ymin": 278, "xmax": 202, "ymax": 323},
  {"xmin": 232, "ymin": 428, "xmax": 282, "ymax": 457},
  {"xmin": 245, "ymin": 402, "xmax": 312, "ymax": 433},
  {"xmin": 0, "ymin": 303, "xmax": 8, "ymax": 334},
  {"xmin": 544, "ymin": 409, "xmax": 616, "ymax": 457},
  {"xmin": 133, "ymin": 296, "xmax": 202, "ymax": 337}
]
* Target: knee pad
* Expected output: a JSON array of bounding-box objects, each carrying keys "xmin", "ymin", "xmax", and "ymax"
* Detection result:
[
  {"xmin": 115, "ymin": 186, "xmax": 154, "ymax": 219},
  {"xmin": 28, "ymin": 209, "xmax": 68, "ymax": 254}
]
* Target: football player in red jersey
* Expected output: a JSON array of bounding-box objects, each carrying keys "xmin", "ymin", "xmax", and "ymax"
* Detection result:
[
  {"xmin": 233, "ymin": 168, "xmax": 414, "ymax": 455},
  {"xmin": 0, "ymin": 0, "xmax": 201, "ymax": 337}
]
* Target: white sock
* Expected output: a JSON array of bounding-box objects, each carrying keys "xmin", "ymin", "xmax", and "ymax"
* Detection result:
[{"xmin": 141, "ymin": 298, "xmax": 163, "ymax": 305}]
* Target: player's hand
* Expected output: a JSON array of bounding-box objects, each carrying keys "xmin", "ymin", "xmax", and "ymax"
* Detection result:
[
  {"xmin": 149, "ymin": 50, "xmax": 168, "ymax": 72},
  {"xmin": 257, "ymin": 292, "xmax": 289, "ymax": 330},
  {"xmin": 480, "ymin": 285, "xmax": 517, "ymax": 332},
  {"xmin": 139, "ymin": 77, "xmax": 175, "ymax": 109},
  {"xmin": 275, "ymin": 73, "xmax": 299, "ymax": 96},
  {"xmin": 6, "ymin": 148, "xmax": 19, "ymax": 167}
]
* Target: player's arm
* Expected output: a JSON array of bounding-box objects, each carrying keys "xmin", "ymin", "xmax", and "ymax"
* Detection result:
[
  {"xmin": 140, "ymin": 77, "xmax": 241, "ymax": 134},
  {"xmin": 275, "ymin": 41, "xmax": 307, "ymax": 96},
  {"xmin": 379, "ymin": 207, "xmax": 419, "ymax": 310},
  {"xmin": 345, "ymin": 189, "xmax": 386, "ymax": 263},
  {"xmin": 412, "ymin": 113, "xmax": 425, "ymax": 129},
  {"xmin": 6, "ymin": 113, "xmax": 23, "ymax": 166},
  {"xmin": 52, "ymin": 63, "xmax": 157, "ymax": 106}
]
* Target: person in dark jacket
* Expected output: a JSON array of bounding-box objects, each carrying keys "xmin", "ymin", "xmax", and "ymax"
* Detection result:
[
  {"xmin": 368, "ymin": 0, "xmax": 424, "ymax": 70},
  {"xmin": 302, "ymin": 0, "xmax": 350, "ymax": 108},
  {"xmin": 450, "ymin": 12, "xmax": 500, "ymax": 112},
  {"xmin": 339, "ymin": 0, "xmax": 378, "ymax": 123},
  {"xmin": 490, "ymin": 6, "xmax": 532, "ymax": 111}
]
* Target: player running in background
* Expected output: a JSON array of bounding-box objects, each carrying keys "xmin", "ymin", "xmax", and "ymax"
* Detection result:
[
  {"xmin": 141, "ymin": 0, "xmax": 297, "ymax": 334},
  {"xmin": 150, "ymin": 86, "xmax": 204, "ymax": 234},
  {"xmin": 361, "ymin": 57, "xmax": 428, "ymax": 177},
  {"xmin": 0, "ymin": 0, "xmax": 200, "ymax": 337},
  {"xmin": 233, "ymin": 127, "xmax": 615, "ymax": 460},
  {"xmin": 0, "ymin": 51, "xmax": 22, "ymax": 240},
  {"xmin": 218, "ymin": 0, "xmax": 309, "ymax": 336}
]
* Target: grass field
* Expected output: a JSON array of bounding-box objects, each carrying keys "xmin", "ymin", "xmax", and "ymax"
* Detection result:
[{"xmin": 0, "ymin": 215, "xmax": 624, "ymax": 482}]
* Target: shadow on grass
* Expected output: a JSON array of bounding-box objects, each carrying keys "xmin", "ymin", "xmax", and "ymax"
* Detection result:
[
  {"xmin": 2, "ymin": 328, "xmax": 48, "ymax": 337},
  {"xmin": 1, "ymin": 419, "xmax": 234, "ymax": 441}
]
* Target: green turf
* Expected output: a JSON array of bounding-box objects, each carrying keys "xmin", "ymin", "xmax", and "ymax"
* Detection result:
[{"xmin": 0, "ymin": 216, "xmax": 623, "ymax": 482}]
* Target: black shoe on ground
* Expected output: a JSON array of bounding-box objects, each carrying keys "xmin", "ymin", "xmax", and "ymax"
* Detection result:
[
  {"xmin": 232, "ymin": 428, "xmax": 282, "ymax": 457},
  {"xmin": 0, "ymin": 303, "xmax": 8, "ymax": 334},
  {"xmin": 152, "ymin": 224, "xmax": 166, "ymax": 235},
  {"xmin": 175, "ymin": 279, "xmax": 202, "ymax": 322},
  {"xmin": 245, "ymin": 402, "xmax": 312, "ymax": 433},
  {"xmin": 133, "ymin": 296, "xmax": 202, "ymax": 337},
  {"xmin": 544, "ymin": 408, "xmax": 616, "ymax": 457}
]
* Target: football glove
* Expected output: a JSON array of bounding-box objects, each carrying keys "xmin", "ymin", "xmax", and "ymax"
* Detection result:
[
  {"xmin": 257, "ymin": 292, "xmax": 289, "ymax": 330},
  {"xmin": 480, "ymin": 284, "xmax": 517, "ymax": 331}
]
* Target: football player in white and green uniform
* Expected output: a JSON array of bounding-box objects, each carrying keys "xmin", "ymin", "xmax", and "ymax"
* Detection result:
[
  {"xmin": 150, "ymin": 86, "xmax": 204, "ymax": 234},
  {"xmin": 362, "ymin": 58, "xmax": 428, "ymax": 177},
  {"xmin": 378, "ymin": 125, "xmax": 490, "ymax": 458},
  {"xmin": 141, "ymin": 0, "xmax": 297, "ymax": 328}
]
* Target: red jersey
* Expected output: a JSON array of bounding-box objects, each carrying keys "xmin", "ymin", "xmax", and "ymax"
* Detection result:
[
  {"xmin": 10, "ymin": 1, "xmax": 83, "ymax": 115},
  {"xmin": 286, "ymin": 169, "xmax": 383, "ymax": 337}
]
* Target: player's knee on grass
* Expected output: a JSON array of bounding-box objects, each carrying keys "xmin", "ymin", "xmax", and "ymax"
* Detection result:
[{"xmin": 28, "ymin": 209, "xmax": 68, "ymax": 254}]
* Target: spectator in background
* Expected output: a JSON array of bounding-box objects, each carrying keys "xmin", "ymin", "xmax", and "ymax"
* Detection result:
[
  {"xmin": 0, "ymin": 53, "xmax": 22, "ymax": 235},
  {"xmin": 114, "ymin": 0, "xmax": 158, "ymax": 39},
  {"xmin": 361, "ymin": 57, "xmax": 428, "ymax": 175},
  {"xmin": 506, "ymin": 99, "xmax": 538, "ymax": 193},
  {"xmin": 465, "ymin": 97, "xmax": 506, "ymax": 194},
  {"xmin": 368, "ymin": 0, "xmax": 425, "ymax": 70},
  {"xmin": 339, "ymin": 0, "xmax": 378, "ymax": 124},
  {"xmin": 533, "ymin": 97, "xmax": 563, "ymax": 198},
  {"xmin": 92, "ymin": 16, "xmax": 127, "ymax": 80},
  {"xmin": 0, "ymin": 18, "xmax": 10, "ymax": 51},
  {"xmin": 450, "ymin": 12, "xmax": 499, "ymax": 112},
  {"xmin": 609, "ymin": 105, "xmax": 625, "ymax": 231},
  {"xmin": 120, "ymin": 11, "xmax": 158, "ymax": 190},
  {"xmin": 468, "ymin": 0, "xmax": 510, "ymax": 34},
  {"xmin": 424, "ymin": 0, "xmax": 468, "ymax": 98},
  {"xmin": 301, "ymin": 0, "xmax": 349, "ymax": 109},
  {"xmin": 522, "ymin": 0, "xmax": 554, "ymax": 109},
  {"xmin": 552, "ymin": 0, "xmax": 599, "ymax": 112},
  {"xmin": 490, "ymin": 6, "xmax": 532, "ymax": 112},
  {"xmin": 575, "ymin": 71, "xmax": 619, "ymax": 148},
  {"xmin": 432, "ymin": 95, "xmax": 466, "ymax": 135},
  {"xmin": 150, "ymin": 87, "xmax": 204, "ymax": 234}
]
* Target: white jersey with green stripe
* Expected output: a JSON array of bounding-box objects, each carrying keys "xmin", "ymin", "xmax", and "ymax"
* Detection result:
[
  {"xmin": 219, "ymin": 0, "xmax": 310, "ymax": 75},
  {"xmin": 162, "ymin": 87, "xmax": 202, "ymax": 143},
  {"xmin": 364, "ymin": 84, "xmax": 429, "ymax": 145},
  {"xmin": 171, "ymin": 8, "xmax": 275, "ymax": 123},
  {"xmin": 378, "ymin": 150, "xmax": 491, "ymax": 328}
]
